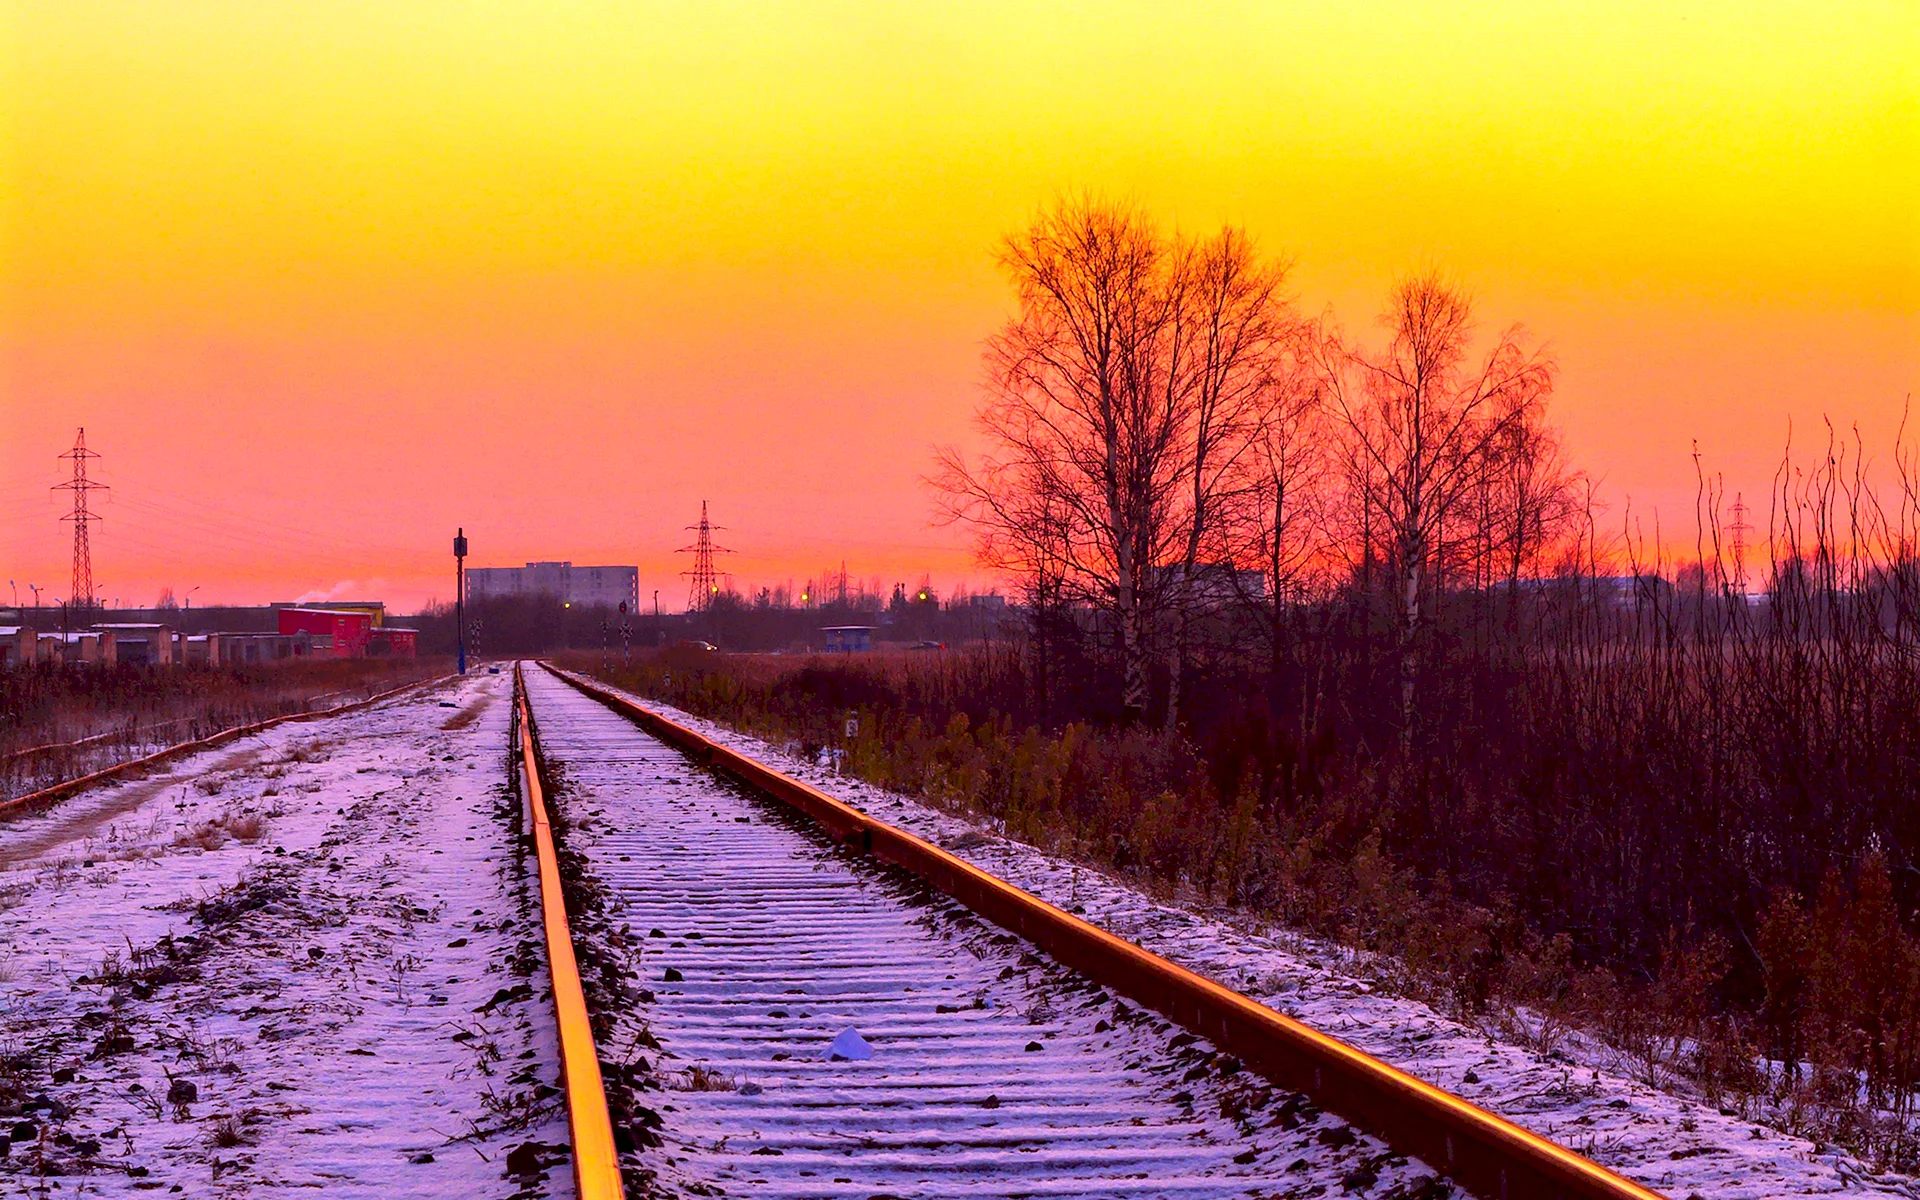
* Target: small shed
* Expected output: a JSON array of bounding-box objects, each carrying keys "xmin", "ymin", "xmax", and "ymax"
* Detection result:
[
  {"xmin": 93, "ymin": 623, "xmax": 175, "ymax": 666},
  {"xmin": 369, "ymin": 627, "xmax": 418, "ymax": 658},
  {"xmin": 821, "ymin": 626, "xmax": 876, "ymax": 654}
]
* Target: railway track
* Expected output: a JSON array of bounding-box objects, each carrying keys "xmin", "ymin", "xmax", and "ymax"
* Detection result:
[
  {"xmin": 514, "ymin": 663, "xmax": 1665, "ymax": 1200},
  {"xmin": 0, "ymin": 673, "xmax": 448, "ymax": 817}
]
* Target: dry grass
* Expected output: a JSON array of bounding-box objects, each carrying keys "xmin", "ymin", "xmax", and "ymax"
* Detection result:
[
  {"xmin": 172, "ymin": 811, "xmax": 269, "ymax": 851},
  {"xmin": 205, "ymin": 1115, "xmax": 247, "ymax": 1149},
  {"xmin": 672, "ymin": 1064, "xmax": 737, "ymax": 1092},
  {"xmin": 221, "ymin": 813, "xmax": 266, "ymax": 842},
  {"xmin": 175, "ymin": 823, "xmax": 228, "ymax": 852}
]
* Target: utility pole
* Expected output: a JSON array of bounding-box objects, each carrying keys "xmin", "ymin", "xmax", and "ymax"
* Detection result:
[
  {"xmin": 454, "ymin": 528, "xmax": 468, "ymax": 673},
  {"xmin": 52, "ymin": 428, "xmax": 107, "ymax": 615}
]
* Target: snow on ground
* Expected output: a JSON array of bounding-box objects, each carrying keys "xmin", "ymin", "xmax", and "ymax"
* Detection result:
[
  {"xmin": 563, "ymin": 670, "xmax": 1920, "ymax": 1200},
  {"xmin": 0, "ymin": 669, "xmax": 570, "ymax": 1197}
]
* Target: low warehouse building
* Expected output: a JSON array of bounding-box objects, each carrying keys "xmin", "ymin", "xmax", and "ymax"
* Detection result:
[{"xmin": 219, "ymin": 633, "xmax": 302, "ymax": 664}]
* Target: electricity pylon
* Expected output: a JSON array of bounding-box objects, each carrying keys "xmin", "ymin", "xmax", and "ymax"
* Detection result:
[
  {"xmin": 678, "ymin": 501, "xmax": 732, "ymax": 612},
  {"xmin": 52, "ymin": 428, "xmax": 107, "ymax": 611}
]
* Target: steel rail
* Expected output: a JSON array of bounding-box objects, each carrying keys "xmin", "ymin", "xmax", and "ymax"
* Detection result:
[
  {"xmin": 511, "ymin": 664, "xmax": 624, "ymax": 1200},
  {"xmin": 0, "ymin": 673, "xmax": 449, "ymax": 820},
  {"xmin": 543, "ymin": 662, "xmax": 1666, "ymax": 1200}
]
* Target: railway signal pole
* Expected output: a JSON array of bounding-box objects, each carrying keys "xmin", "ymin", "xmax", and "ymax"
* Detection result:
[{"xmin": 454, "ymin": 528, "xmax": 468, "ymax": 674}]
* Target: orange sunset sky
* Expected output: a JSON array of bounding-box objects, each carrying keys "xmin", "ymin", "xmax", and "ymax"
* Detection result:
[{"xmin": 2, "ymin": 1, "xmax": 1915, "ymax": 612}]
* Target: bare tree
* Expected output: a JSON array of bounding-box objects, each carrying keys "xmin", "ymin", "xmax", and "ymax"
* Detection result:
[
  {"xmin": 1225, "ymin": 328, "xmax": 1330, "ymax": 684},
  {"xmin": 1325, "ymin": 272, "xmax": 1556, "ymax": 724},
  {"xmin": 1489, "ymin": 401, "xmax": 1582, "ymax": 632},
  {"xmin": 1162, "ymin": 227, "xmax": 1299, "ymax": 731},
  {"xmin": 936, "ymin": 197, "xmax": 1190, "ymax": 722}
]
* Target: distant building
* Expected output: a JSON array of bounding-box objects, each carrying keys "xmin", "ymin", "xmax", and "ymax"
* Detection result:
[
  {"xmin": 41, "ymin": 630, "xmax": 115, "ymax": 666},
  {"xmin": 821, "ymin": 626, "xmax": 875, "ymax": 653},
  {"xmin": 275, "ymin": 600, "xmax": 386, "ymax": 628},
  {"xmin": 0, "ymin": 626, "xmax": 35, "ymax": 667},
  {"xmin": 466, "ymin": 561, "xmax": 640, "ymax": 611},
  {"xmin": 218, "ymin": 633, "xmax": 303, "ymax": 664},
  {"xmin": 93, "ymin": 622, "xmax": 176, "ymax": 666},
  {"xmin": 180, "ymin": 633, "xmax": 217, "ymax": 666},
  {"xmin": 368, "ymin": 627, "xmax": 418, "ymax": 658},
  {"xmin": 278, "ymin": 607, "xmax": 373, "ymax": 657}
]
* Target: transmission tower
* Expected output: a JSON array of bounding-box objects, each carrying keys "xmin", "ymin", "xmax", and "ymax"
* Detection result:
[
  {"xmin": 52, "ymin": 428, "xmax": 108, "ymax": 611},
  {"xmin": 1728, "ymin": 492, "xmax": 1753, "ymax": 591},
  {"xmin": 677, "ymin": 500, "xmax": 732, "ymax": 612}
]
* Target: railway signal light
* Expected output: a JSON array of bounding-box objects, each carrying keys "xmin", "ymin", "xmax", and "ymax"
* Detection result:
[{"xmin": 454, "ymin": 527, "xmax": 468, "ymax": 675}]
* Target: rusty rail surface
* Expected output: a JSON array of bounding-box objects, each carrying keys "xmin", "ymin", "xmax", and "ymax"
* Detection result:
[
  {"xmin": 0, "ymin": 674, "xmax": 451, "ymax": 820},
  {"xmin": 512, "ymin": 664, "xmax": 624, "ymax": 1200},
  {"xmin": 543, "ymin": 661, "xmax": 1665, "ymax": 1200}
]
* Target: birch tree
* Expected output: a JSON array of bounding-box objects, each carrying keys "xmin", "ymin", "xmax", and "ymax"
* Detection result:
[
  {"xmin": 1158, "ymin": 229, "xmax": 1302, "ymax": 728},
  {"xmin": 1326, "ymin": 273, "xmax": 1556, "ymax": 725},
  {"xmin": 937, "ymin": 198, "xmax": 1189, "ymax": 722}
]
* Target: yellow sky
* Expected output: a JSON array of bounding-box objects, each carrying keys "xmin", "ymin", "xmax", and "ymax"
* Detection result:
[{"xmin": 2, "ymin": 1, "xmax": 1916, "ymax": 607}]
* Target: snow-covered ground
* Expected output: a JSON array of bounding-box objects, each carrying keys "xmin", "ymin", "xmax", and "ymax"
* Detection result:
[
  {"xmin": 0, "ymin": 670, "xmax": 570, "ymax": 1197},
  {"xmin": 561, "ymin": 669, "xmax": 1920, "ymax": 1200}
]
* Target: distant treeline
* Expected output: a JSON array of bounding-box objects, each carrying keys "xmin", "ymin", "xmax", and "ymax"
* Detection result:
[{"xmin": 411, "ymin": 590, "xmax": 1011, "ymax": 657}]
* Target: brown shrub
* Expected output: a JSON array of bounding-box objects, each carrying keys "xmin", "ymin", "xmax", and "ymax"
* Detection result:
[
  {"xmin": 175, "ymin": 823, "xmax": 228, "ymax": 852},
  {"xmin": 220, "ymin": 813, "xmax": 266, "ymax": 842}
]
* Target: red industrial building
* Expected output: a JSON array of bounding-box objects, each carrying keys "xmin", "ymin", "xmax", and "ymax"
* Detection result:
[{"xmin": 277, "ymin": 607, "xmax": 373, "ymax": 657}]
